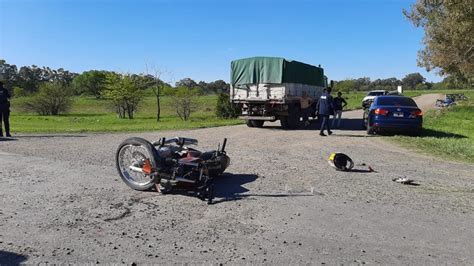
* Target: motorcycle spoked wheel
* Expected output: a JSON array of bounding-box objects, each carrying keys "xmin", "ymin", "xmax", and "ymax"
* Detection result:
[{"xmin": 116, "ymin": 137, "xmax": 160, "ymax": 191}]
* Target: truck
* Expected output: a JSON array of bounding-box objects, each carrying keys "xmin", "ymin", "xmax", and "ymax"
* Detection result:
[{"xmin": 230, "ymin": 57, "xmax": 328, "ymax": 129}]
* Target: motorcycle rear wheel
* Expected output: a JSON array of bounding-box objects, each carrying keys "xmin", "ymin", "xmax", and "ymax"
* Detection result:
[{"xmin": 116, "ymin": 137, "xmax": 160, "ymax": 191}]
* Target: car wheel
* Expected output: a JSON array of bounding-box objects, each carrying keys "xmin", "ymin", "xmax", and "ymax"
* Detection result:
[{"xmin": 362, "ymin": 110, "xmax": 368, "ymax": 130}]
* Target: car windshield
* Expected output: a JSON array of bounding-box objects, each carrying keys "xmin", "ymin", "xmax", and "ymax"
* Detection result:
[
  {"xmin": 368, "ymin": 91, "xmax": 385, "ymax": 96},
  {"xmin": 377, "ymin": 97, "xmax": 417, "ymax": 106}
]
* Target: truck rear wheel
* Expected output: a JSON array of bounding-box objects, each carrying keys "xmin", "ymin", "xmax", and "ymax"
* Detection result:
[
  {"xmin": 246, "ymin": 120, "xmax": 264, "ymax": 128},
  {"xmin": 280, "ymin": 117, "xmax": 289, "ymax": 128},
  {"xmin": 251, "ymin": 120, "xmax": 264, "ymax": 128}
]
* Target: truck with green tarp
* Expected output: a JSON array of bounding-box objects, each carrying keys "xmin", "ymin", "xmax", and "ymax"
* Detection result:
[{"xmin": 230, "ymin": 57, "xmax": 327, "ymax": 128}]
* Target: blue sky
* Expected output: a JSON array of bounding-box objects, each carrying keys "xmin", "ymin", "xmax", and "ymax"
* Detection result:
[{"xmin": 0, "ymin": 0, "xmax": 442, "ymax": 83}]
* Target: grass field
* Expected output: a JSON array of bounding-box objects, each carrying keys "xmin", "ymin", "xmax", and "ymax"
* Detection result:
[
  {"xmin": 9, "ymin": 95, "xmax": 243, "ymax": 133},
  {"xmin": 390, "ymin": 91, "xmax": 474, "ymax": 163}
]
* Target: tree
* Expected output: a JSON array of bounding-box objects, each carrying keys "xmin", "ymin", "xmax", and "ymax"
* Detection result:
[
  {"xmin": 171, "ymin": 87, "xmax": 199, "ymax": 121},
  {"xmin": 403, "ymin": 0, "xmax": 474, "ymax": 81},
  {"xmin": 334, "ymin": 79, "xmax": 355, "ymax": 93},
  {"xmin": 207, "ymin": 80, "xmax": 230, "ymax": 93},
  {"xmin": 72, "ymin": 70, "xmax": 107, "ymax": 97},
  {"xmin": 354, "ymin": 77, "xmax": 371, "ymax": 91},
  {"xmin": 402, "ymin": 73, "xmax": 425, "ymax": 89},
  {"xmin": 144, "ymin": 65, "xmax": 169, "ymax": 122},
  {"xmin": 53, "ymin": 68, "xmax": 77, "ymax": 87},
  {"xmin": 18, "ymin": 65, "xmax": 43, "ymax": 92},
  {"xmin": 175, "ymin": 78, "xmax": 197, "ymax": 89},
  {"xmin": 22, "ymin": 81, "xmax": 72, "ymax": 115},
  {"xmin": 0, "ymin": 59, "xmax": 18, "ymax": 90},
  {"xmin": 102, "ymin": 73, "xmax": 143, "ymax": 119}
]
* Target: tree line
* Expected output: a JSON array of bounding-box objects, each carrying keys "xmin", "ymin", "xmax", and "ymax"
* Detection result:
[
  {"xmin": 0, "ymin": 59, "xmax": 232, "ymax": 120},
  {"xmin": 333, "ymin": 72, "xmax": 472, "ymax": 93},
  {"xmin": 0, "ymin": 59, "xmax": 230, "ymax": 96}
]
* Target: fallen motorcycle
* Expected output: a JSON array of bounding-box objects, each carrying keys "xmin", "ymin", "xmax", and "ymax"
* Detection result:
[{"xmin": 115, "ymin": 137, "xmax": 230, "ymax": 204}]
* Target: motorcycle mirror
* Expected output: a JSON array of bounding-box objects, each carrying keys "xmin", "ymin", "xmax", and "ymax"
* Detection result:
[
  {"xmin": 221, "ymin": 138, "xmax": 227, "ymax": 152},
  {"xmin": 160, "ymin": 137, "xmax": 166, "ymax": 147}
]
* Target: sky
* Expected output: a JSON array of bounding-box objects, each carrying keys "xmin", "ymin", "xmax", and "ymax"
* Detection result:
[{"xmin": 0, "ymin": 0, "xmax": 442, "ymax": 83}]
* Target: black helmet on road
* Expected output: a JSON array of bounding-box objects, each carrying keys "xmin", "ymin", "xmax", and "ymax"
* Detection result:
[{"xmin": 328, "ymin": 153, "xmax": 354, "ymax": 171}]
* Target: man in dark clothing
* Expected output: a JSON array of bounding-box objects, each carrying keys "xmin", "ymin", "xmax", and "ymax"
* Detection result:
[
  {"xmin": 317, "ymin": 87, "xmax": 334, "ymax": 136},
  {"xmin": 299, "ymin": 91, "xmax": 313, "ymax": 127},
  {"xmin": 0, "ymin": 81, "xmax": 12, "ymax": 137},
  {"xmin": 332, "ymin": 91, "xmax": 348, "ymax": 128}
]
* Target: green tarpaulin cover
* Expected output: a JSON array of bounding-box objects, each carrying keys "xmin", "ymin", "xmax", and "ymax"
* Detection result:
[{"xmin": 231, "ymin": 57, "xmax": 324, "ymax": 86}]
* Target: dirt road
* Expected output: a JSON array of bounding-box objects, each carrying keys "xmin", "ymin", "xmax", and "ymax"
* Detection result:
[{"xmin": 1, "ymin": 94, "xmax": 472, "ymax": 264}]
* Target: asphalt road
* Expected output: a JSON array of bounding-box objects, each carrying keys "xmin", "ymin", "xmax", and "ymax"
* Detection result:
[{"xmin": 0, "ymin": 94, "xmax": 472, "ymax": 264}]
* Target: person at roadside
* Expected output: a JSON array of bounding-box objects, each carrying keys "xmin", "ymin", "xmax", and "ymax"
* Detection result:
[
  {"xmin": 300, "ymin": 91, "xmax": 313, "ymax": 127},
  {"xmin": 0, "ymin": 81, "xmax": 12, "ymax": 137},
  {"xmin": 317, "ymin": 87, "xmax": 334, "ymax": 136},
  {"xmin": 331, "ymin": 91, "xmax": 347, "ymax": 128}
]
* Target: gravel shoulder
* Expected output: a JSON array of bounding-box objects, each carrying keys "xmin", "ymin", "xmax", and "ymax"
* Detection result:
[{"xmin": 0, "ymin": 94, "xmax": 473, "ymax": 264}]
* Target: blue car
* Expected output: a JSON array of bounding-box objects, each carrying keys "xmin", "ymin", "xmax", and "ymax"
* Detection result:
[{"xmin": 365, "ymin": 96, "xmax": 423, "ymax": 136}]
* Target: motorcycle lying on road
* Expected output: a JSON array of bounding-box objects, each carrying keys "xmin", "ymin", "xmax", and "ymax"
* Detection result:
[{"xmin": 115, "ymin": 137, "xmax": 230, "ymax": 204}]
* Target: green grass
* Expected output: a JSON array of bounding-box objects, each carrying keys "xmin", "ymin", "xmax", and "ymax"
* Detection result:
[
  {"xmin": 9, "ymin": 95, "xmax": 243, "ymax": 133},
  {"xmin": 341, "ymin": 91, "xmax": 366, "ymax": 110},
  {"xmin": 389, "ymin": 91, "xmax": 474, "ymax": 163}
]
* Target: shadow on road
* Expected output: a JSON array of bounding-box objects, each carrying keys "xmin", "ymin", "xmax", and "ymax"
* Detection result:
[
  {"xmin": 212, "ymin": 173, "xmax": 258, "ymax": 203},
  {"xmin": 0, "ymin": 137, "xmax": 17, "ymax": 142},
  {"xmin": 347, "ymin": 168, "xmax": 375, "ymax": 173},
  {"xmin": 255, "ymin": 117, "xmax": 366, "ymax": 132},
  {"xmin": 0, "ymin": 250, "xmax": 28, "ymax": 265},
  {"xmin": 10, "ymin": 135, "xmax": 87, "ymax": 139},
  {"xmin": 212, "ymin": 173, "xmax": 318, "ymax": 204}
]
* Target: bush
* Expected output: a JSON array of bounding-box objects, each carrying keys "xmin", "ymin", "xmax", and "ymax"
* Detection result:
[
  {"xmin": 162, "ymin": 85, "xmax": 177, "ymax": 96},
  {"xmin": 415, "ymin": 83, "xmax": 430, "ymax": 90},
  {"xmin": 21, "ymin": 82, "xmax": 72, "ymax": 115},
  {"xmin": 13, "ymin": 86, "xmax": 28, "ymax": 97},
  {"xmin": 216, "ymin": 93, "xmax": 239, "ymax": 119}
]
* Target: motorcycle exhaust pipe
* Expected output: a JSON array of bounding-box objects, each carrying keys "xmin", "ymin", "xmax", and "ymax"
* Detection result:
[{"xmin": 221, "ymin": 138, "xmax": 227, "ymax": 152}]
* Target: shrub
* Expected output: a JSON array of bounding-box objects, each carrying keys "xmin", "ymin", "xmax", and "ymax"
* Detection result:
[
  {"xmin": 13, "ymin": 86, "xmax": 28, "ymax": 97},
  {"xmin": 21, "ymin": 82, "xmax": 72, "ymax": 115},
  {"xmin": 216, "ymin": 93, "xmax": 239, "ymax": 119}
]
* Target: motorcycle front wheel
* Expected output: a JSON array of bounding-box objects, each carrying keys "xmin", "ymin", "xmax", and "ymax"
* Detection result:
[{"xmin": 116, "ymin": 137, "xmax": 160, "ymax": 191}]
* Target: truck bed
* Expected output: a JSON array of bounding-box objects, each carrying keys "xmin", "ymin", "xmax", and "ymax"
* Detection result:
[{"xmin": 231, "ymin": 83, "xmax": 324, "ymax": 103}]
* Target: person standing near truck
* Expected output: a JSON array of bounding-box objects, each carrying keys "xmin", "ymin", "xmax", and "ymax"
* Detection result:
[
  {"xmin": 317, "ymin": 87, "xmax": 334, "ymax": 136},
  {"xmin": 0, "ymin": 81, "xmax": 12, "ymax": 137},
  {"xmin": 300, "ymin": 91, "xmax": 313, "ymax": 127},
  {"xmin": 331, "ymin": 91, "xmax": 347, "ymax": 128}
]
